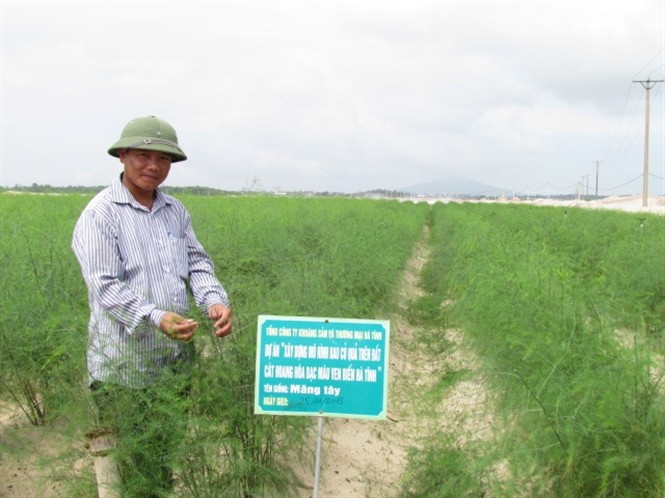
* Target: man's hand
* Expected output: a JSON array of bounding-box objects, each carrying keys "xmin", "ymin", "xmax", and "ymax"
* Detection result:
[
  {"xmin": 208, "ymin": 304, "xmax": 233, "ymax": 338},
  {"xmin": 160, "ymin": 312, "xmax": 199, "ymax": 342}
]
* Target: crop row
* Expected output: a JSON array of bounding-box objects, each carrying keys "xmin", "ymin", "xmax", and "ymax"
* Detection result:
[{"xmin": 406, "ymin": 203, "xmax": 664, "ymax": 497}]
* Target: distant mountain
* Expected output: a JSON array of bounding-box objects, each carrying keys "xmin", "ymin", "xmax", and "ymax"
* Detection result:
[{"xmin": 401, "ymin": 177, "xmax": 509, "ymax": 197}]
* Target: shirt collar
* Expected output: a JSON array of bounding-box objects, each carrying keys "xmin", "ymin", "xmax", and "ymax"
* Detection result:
[{"xmin": 110, "ymin": 174, "xmax": 172, "ymax": 211}]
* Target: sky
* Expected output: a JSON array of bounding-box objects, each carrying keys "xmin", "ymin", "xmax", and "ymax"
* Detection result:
[{"xmin": 1, "ymin": 1, "xmax": 664, "ymax": 196}]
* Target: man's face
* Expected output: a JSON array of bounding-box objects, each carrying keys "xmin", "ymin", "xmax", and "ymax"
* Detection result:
[{"xmin": 119, "ymin": 148, "xmax": 172, "ymax": 197}]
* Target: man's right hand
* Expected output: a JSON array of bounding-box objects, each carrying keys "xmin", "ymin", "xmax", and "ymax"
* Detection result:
[{"xmin": 160, "ymin": 312, "xmax": 199, "ymax": 341}]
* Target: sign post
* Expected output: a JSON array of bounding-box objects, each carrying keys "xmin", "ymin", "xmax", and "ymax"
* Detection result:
[{"xmin": 254, "ymin": 315, "xmax": 390, "ymax": 495}]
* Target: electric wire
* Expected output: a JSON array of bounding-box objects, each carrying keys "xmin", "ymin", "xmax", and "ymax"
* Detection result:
[
  {"xmin": 600, "ymin": 82, "xmax": 638, "ymax": 164},
  {"xmin": 597, "ymin": 174, "xmax": 643, "ymax": 192},
  {"xmin": 528, "ymin": 52, "xmax": 665, "ymax": 198},
  {"xmin": 632, "ymin": 47, "xmax": 664, "ymax": 80}
]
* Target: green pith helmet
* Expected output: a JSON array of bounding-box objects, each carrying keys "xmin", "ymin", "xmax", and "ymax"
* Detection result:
[{"xmin": 108, "ymin": 115, "xmax": 187, "ymax": 162}]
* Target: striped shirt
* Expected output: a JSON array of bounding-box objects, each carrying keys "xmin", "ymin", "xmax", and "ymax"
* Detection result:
[{"xmin": 72, "ymin": 175, "xmax": 229, "ymax": 387}]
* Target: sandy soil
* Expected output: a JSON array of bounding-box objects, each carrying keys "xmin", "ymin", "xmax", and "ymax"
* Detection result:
[
  {"xmin": 0, "ymin": 403, "xmax": 92, "ymax": 498},
  {"xmin": 407, "ymin": 193, "xmax": 665, "ymax": 216}
]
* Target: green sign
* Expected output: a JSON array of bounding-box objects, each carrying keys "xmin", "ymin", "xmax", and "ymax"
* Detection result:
[{"xmin": 254, "ymin": 315, "xmax": 390, "ymax": 419}]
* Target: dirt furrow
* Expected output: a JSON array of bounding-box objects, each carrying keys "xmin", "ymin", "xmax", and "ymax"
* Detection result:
[{"xmin": 295, "ymin": 225, "xmax": 503, "ymax": 497}]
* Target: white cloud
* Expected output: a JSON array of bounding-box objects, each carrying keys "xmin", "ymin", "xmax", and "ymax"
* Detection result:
[{"xmin": 1, "ymin": 1, "xmax": 663, "ymax": 194}]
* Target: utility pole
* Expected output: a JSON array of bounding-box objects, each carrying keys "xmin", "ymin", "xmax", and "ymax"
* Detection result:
[
  {"xmin": 595, "ymin": 160, "xmax": 600, "ymax": 198},
  {"xmin": 633, "ymin": 78, "xmax": 664, "ymax": 207}
]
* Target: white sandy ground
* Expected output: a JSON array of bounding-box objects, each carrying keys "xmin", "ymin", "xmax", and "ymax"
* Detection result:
[
  {"xmin": 400, "ymin": 193, "xmax": 665, "ymax": 216},
  {"xmin": 1, "ymin": 195, "xmax": 661, "ymax": 498}
]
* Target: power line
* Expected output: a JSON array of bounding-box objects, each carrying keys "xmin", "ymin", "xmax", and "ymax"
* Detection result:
[
  {"xmin": 599, "ymin": 49, "xmax": 665, "ymax": 170},
  {"xmin": 602, "ymin": 88, "xmax": 644, "ymax": 168},
  {"xmin": 523, "ymin": 172, "xmax": 661, "ymax": 196},
  {"xmin": 648, "ymin": 62, "xmax": 665, "ymax": 80},
  {"xmin": 524, "ymin": 55, "xmax": 665, "ymax": 200},
  {"xmin": 600, "ymin": 82, "xmax": 637, "ymax": 164},
  {"xmin": 596, "ymin": 174, "xmax": 643, "ymax": 192},
  {"xmin": 632, "ymin": 46, "xmax": 664, "ymax": 80}
]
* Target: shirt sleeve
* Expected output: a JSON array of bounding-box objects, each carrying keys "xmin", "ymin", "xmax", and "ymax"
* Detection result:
[
  {"xmin": 183, "ymin": 212, "xmax": 230, "ymax": 312},
  {"xmin": 72, "ymin": 209, "xmax": 166, "ymax": 332}
]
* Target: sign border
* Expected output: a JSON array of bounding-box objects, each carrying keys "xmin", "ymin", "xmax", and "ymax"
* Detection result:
[{"xmin": 254, "ymin": 315, "xmax": 390, "ymax": 419}]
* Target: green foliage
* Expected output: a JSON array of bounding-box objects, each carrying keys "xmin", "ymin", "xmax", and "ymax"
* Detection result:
[
  {"xmin": 414, "ymin": 203, "xmax": 665, "ymax": 498},
  {"xmin": 0, "ymin": 194, "xmax": 90, "ymax": 424},
  {"xmin": 180, "ymin": 325, "xmax": 307, "ymax": 496},
  {"xmin": 185, "ymin": 196, "xmax": 429, "ymax": 319},
  {"xmin": 401, "ymin": 434, "xmax": 485, "ymax": 497},
  {"xmin": 4, "ymin": 192, "xmax": 662, "ymax": 497},
  {"xmin": 173, "ymin": 196, "xmax": 428, "ymax": 495},
  {"xmin": 0, "ymin": 192, "xmax": 428, "ymax": 496}
]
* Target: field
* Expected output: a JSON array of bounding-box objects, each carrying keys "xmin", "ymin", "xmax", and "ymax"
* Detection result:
[{"xmin": 1, "ymin": 193, "xmax": 663, "ymax": 497}]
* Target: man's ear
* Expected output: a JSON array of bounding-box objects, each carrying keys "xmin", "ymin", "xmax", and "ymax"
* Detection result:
[{"xmin": 118, "ymin": 149, "xmax": 128, "ymax": 163}]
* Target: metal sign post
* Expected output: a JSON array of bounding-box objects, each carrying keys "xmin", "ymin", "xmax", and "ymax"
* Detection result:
[{"xmin": 313, "ymin": 415, "xmax": 324, "ymax": 498}]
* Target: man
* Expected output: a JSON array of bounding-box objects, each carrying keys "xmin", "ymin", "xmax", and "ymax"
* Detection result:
[{"xmin": 72, "ymin": 115, "xmax": 232, "ymax": 497}]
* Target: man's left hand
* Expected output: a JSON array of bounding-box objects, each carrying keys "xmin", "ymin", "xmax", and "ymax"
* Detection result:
[{"xmin": 208, "ymin": 304, "xmax": 233, "ymax": 338}]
